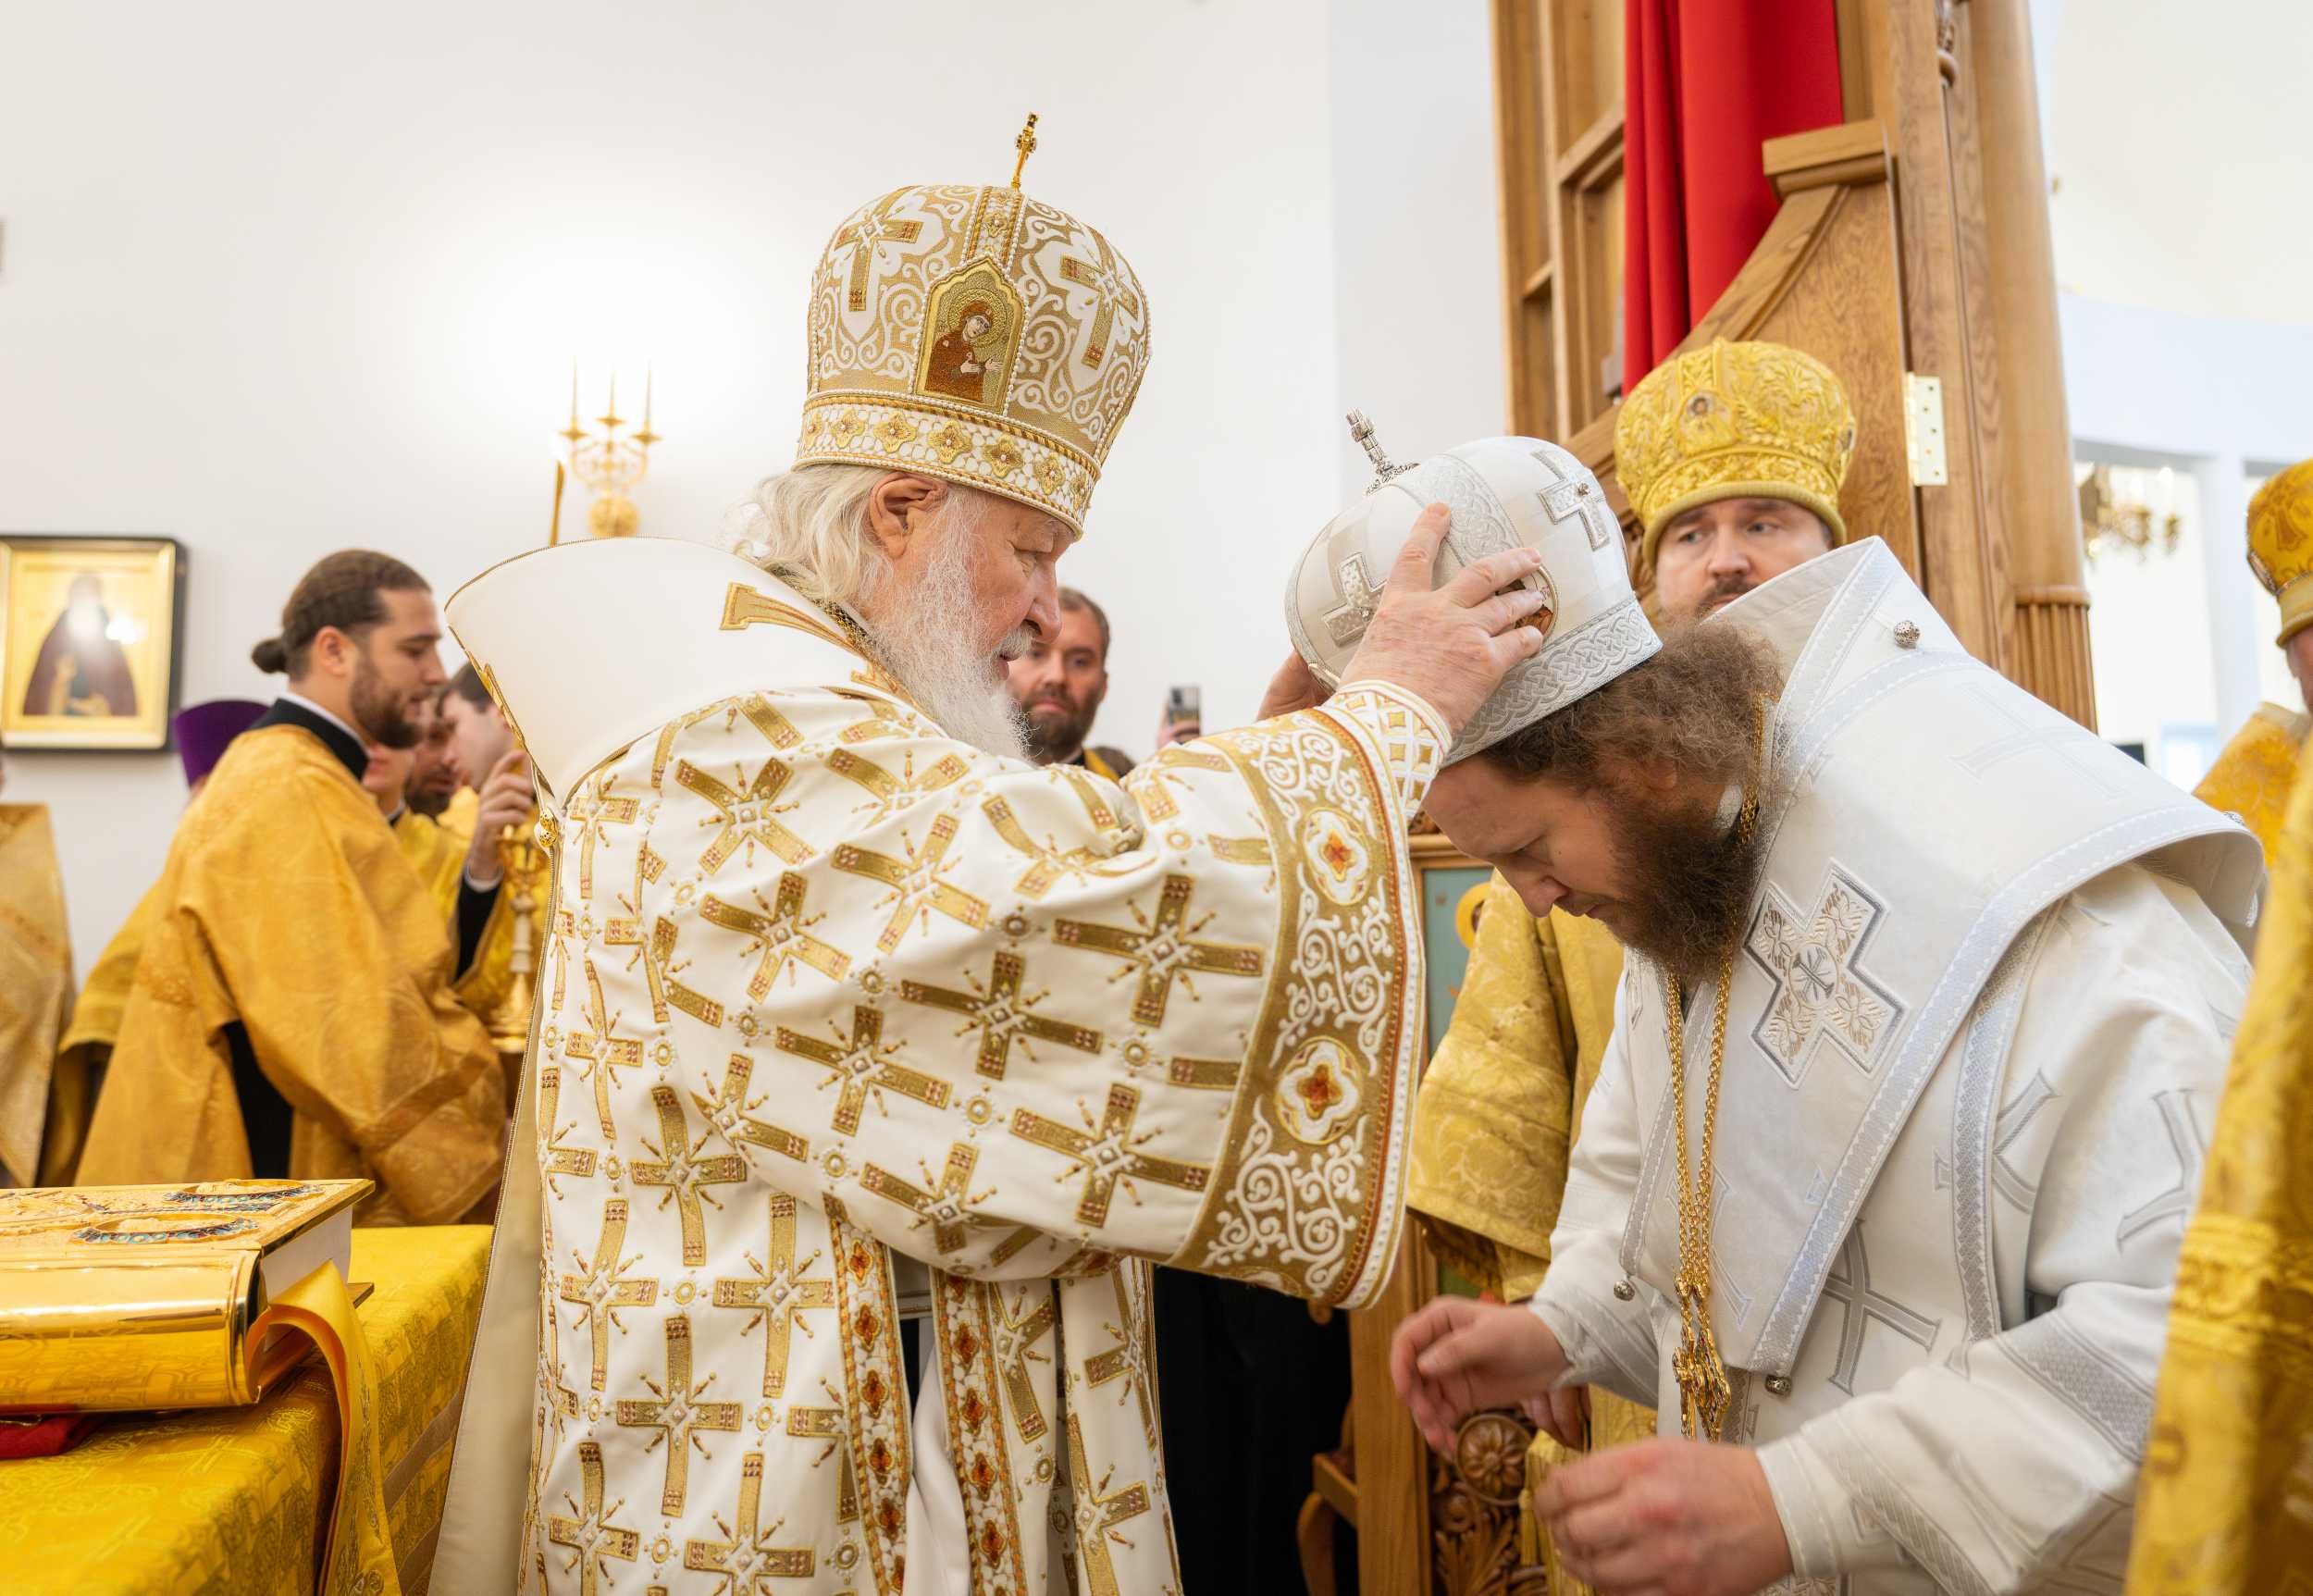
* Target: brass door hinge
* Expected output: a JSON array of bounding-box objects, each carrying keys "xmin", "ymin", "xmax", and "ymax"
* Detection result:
[{"xmin": 1904, "ymin": 373, "xmax": 1948, "ymax": 486}]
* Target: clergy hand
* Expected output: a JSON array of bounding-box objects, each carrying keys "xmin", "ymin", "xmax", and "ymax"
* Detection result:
[
  {"xmin": 1533, "ymin": 1439, "xmax": 1793, "ymax": 1596},
  {"xmin": 462, "ymin": 747, "xmax": 534, "ymax": 887},
  {"xmin": 1390, "ymin": 1296, "xmax": 1570, "ymax": 1453},
  {"xmin": 1341, "ymin": 502, "xmax": 1551, "ymax": 736},
  {"xmin": 1257, "ymin": 652, "xmax": 1330, "ymax": 720}
]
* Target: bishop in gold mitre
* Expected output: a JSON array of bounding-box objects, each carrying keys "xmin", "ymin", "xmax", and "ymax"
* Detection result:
[
  {"xmin": 2195, "ymin": 455, "xmax": 2313, "ymax": 867},
  {"xmin": 427, "ymin": 119, "xmax": 1547, "ymax": 1596},
  {"xmin": 78, "ymin": 552, "xmax": 508, "ymax": 1225},
  {"xmin": 1405, "ymin": 337, "xmax": 1853, "ymax": 1590},
  {"xmin": 0, "ymin": 762, "xmax": 72, "ymax": 1191}
]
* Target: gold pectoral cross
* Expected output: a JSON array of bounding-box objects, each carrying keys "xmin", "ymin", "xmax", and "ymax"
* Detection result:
[{"xmin": 1672, "ymin": 1276, "xmax": 1732, "ymax": 1441}]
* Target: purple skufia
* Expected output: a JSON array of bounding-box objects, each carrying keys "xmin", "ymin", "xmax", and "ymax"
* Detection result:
[{"xmin": 173, "ymin": 699, "xmax": 268, "ymax": 787}]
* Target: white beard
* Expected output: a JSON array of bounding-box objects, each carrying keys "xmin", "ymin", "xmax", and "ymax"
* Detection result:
[{"xmin": 858, "ymin": 513, "xmax": 1032, "ymax": 761}]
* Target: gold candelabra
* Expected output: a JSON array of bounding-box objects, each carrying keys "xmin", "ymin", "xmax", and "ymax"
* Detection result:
[
  {"xmin": 2077, "ymin": 463, "xmax": 2182, "ymax": 564},
  {"xmin": 556, "ymin": 365, "xmax": 662, "ymax": 540},
  {"xmin": 487, "ymin": 822, "xmax": 549, "ymax": 1078}
]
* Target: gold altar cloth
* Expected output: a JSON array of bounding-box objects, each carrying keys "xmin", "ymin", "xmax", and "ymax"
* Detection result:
[{"xmin": 0, "ymin": 1224, "xmax": 489, "ymax": 1596}]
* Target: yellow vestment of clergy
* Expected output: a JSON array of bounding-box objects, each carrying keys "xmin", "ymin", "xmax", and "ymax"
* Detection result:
[
  {"xmin": 395, "ymin": 807, "xmax": 469, "ymax": 922},
  {"xmin": 0, "ymin": 804, "xmax": 73, "ymax": 1188},
  {"xmin": 439, "ymin": 784, "xmax": 479, "ymax": 844},
  {"xmin": 2194, "ymin": 700, "xmax": 2306, "ymax": 871},
  {"xmin": 2126, "ymin": 738, "xmax": 2313, "ymax": 1590},
  {"xmin": 45, "ymin": 878, "xmax": 165, "ymax": 1186},
  {"xmin": 1407, "ymin": 874, "xmax": 1655, "ymax": 1593},
  {"xmin": 77, "ymin": 724, "xmax": 507, "ymax": 1225},
  {"xmin": 431, "ymin": 537, "xmax": 1443, "ymax": 1596}
]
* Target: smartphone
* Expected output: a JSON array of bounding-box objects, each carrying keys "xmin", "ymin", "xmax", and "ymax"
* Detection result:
[{"xmin": 1166, "ymin": 685, "xmax": 1201, "ymax": 727}]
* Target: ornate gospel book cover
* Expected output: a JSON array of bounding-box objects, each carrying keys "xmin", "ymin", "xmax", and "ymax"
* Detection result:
[{"xmin": 0, "ymin": 1178, "xmax": 369, "ymax": 1412}]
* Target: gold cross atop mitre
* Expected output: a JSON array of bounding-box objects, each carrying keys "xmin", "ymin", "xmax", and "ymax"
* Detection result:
[
  {"xmin": 792, "ymin": 117, "xmax": 1150, "ymax": 537},
  {"xmin": 1011, "ymin": 112, "xmax": 1039, "ymax": 188}
]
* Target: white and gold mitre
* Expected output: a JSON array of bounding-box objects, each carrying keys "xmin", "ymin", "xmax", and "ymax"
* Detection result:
[
  {"xmin": 791, "ymin": 117, "xmax": 1150, "ymax": 536},
  {"xmin": 1285, "ymin": 419, "xmax": 1661, "ymax": 760}
]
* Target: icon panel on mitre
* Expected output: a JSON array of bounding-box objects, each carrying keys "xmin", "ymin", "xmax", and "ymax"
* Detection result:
[{"xmin": 1284, "ymin": 426, "xmax": 1662, "ymax": 762}]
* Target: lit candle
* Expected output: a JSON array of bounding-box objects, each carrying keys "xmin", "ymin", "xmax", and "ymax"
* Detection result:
[
  {"xmin": 568, "ymin": 361, "xmax": 579, "ymax": 430},
  {"xmin": 643, "ymin": 365, "xmax": 654, "ymax": 432}
]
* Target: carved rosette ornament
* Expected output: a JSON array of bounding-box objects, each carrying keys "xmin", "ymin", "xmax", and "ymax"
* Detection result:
[{"xmin": 1430, "ymin": 1407, "xmax": 1550, "ymax": 1596}]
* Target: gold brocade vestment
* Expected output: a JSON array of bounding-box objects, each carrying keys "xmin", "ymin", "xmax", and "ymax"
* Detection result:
[
  {"xmin": 2126, "ymin": 739, "xmax": 2313, "ymax": 1590},
  {"xmin": 2193, "ymin": 701, "xmax": 2306, "ymax": 872},
  {"xmin": 396, "ymin": 808, "xmax": 469, "ymax": 924},
  {"xmin": 77, "ymin": 725, "xmax": 506, "ymax": 1224},
  {"xmin": 0, "ymin": 804, "xmax": 73, "ymax": 1187},
  {"xmin": 1406, "ymin": 876, "xmax": 1654, "ymax": 1593},
  {"xmin": 44, "ymin": 879, "xmax": 164, "ymax": 1186},
  {"xmin": 431, "ymin": 538, "xmax": 1445, "ymax": 1596}
]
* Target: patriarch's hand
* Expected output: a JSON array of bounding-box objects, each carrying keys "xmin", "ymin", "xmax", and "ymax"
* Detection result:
[{"xmin": 1341, "ymin": 503, "xmax": 1549, "ymax": 737}]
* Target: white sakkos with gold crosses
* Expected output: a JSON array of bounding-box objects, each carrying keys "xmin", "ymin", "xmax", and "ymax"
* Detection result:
[{"xmin": 428, "ymin": 537, "xmax": 1445, "ymax": 1595}]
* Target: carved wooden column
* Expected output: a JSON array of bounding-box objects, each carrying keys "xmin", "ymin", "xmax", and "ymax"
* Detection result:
[{"xmin": 1959, "ymin": 0, "xmax": 2097, "ymax": 727}]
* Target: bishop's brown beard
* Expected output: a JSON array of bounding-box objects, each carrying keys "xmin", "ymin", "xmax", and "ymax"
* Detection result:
[{"xmin": 1602, "ymin": 785, "xmax": 1768, "ymax": 987}]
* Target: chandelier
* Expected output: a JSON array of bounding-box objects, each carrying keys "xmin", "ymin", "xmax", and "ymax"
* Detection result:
[{"xmin": 2077, "ymin": 463, "xmax": 2181, "ymax": 563}]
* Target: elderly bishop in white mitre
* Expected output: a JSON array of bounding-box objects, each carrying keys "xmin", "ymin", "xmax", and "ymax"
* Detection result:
[
  {"xmin": 427, "ymin": 134, "xmax": 1556, "ymax": 1595},
  {"xmin": 1379, "ymin": 471, "xmax": 2268, "ymax": 1587}
]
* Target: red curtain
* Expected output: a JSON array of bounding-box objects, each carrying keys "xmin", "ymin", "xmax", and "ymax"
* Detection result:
[{"xmin": 1623, "ymin": 0, "xmax": 1845, "ymax": 386}]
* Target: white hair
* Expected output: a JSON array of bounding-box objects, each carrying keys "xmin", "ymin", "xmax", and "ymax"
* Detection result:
[
  {"xmin": 727, "ymin": 464, "xmax": 1030, "ymax": 759},
  {"xmin": 727, "ymin": 463, "xmax": 892, "ymax": 605}
]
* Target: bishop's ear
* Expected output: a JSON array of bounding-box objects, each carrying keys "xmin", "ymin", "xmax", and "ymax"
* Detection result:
[{"xmin": 862, "ymin": 472, "xmax": 949, "ymax": 561}]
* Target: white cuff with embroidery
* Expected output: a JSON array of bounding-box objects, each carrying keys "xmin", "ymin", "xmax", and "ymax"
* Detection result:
[
  {"xmin": 1327, "ymin": 680, "xmax": 1451, "ymax": 817},
  {"xmin": 1757, "ymin": 1429, "xmax": 1909, "ymax": 1578}
]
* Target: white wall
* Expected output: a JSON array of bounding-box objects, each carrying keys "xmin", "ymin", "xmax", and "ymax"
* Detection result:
[{"xmin": 0, "ymin": 1, "xmax": 1505, "ymax": 971}]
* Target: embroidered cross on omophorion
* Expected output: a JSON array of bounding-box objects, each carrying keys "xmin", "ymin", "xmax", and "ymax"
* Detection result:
[{"xmin": 1742, "ymin": 864, "xmax": 1905, "ymax": 1085}]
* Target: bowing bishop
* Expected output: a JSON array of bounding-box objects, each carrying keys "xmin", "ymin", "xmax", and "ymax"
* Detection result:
[
  {"xmin": 430, "ymin": 140, "xmax": 1547, "ymax": 1595},
  {"xmin": 1383, "ymin": 494, "xmax": 2261, "ymax": 1590}
]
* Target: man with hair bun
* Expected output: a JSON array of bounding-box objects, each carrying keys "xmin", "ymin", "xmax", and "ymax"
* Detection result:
[{"xmin": 79, "ymin": 549, "xmax": 510, "ymax": 1225}]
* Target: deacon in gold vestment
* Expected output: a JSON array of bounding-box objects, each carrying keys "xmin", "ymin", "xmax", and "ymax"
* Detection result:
[
  {"xmin": 2126, "ymin": 739, "xmax": 2313, "ymax": 1591},
  {"xmin": 1406, "ymin": 340, "xmax": 1854, "ymax": 1589},
  {"xmin": 430, "ymin": 143, "xmax": 1552, "ymax": 1596},
  {"xmin": 0, "ymin": 794, "xmax": 72, "ymax": 1188},
  {"xmin": 44, "ymin": 699, "xmax": 267, "ymax": 1184},
  {"xmin": 80, "ymin": 553, "xmax": 507, "ymax": 1224},
  {"xmin": 2195, "ymin": 457, "xmax": 2313, "ymax": 867}
]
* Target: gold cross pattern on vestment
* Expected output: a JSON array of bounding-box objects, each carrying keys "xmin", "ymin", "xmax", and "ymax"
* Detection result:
[
  {"xmin": 834, "ymin": 812, "xmax": 991, "ymax": 953},
  {"xmin": 679, "ymin": 756, "xmax": 814, "ymax": 874},
  {"xmin": 1053, "ymin": 873, "xmax": 1266, "ymax": 1027},
  {"xmin": 776, "ymin": 1004, "xmax": 950, "ymax": 1135},
  {"xmin": 982, "ymin": 793, "xmax": 1140, "ymax": 900},
  {"xmin": 1066, "ymin": 1411, "xmax": 1153, "ymax": 1596},
  {"xmin": 538, "ymin": 1068, "xmax": 600, "ymax": 1194},
  {"xmin": 691, "ymin": 1053, "xmax": 810, "ymax": 1169},
  {"xmin": 630, "ymin": 1083, "xmax": 747, "ymax": 1267},
  {"xmin": 646, "ymin": 915, "xmax": 725, "ymax": 1028},
  {"xmin": 559, "ymin": 1197, "xmax": 660, "ymax": 1391},
  {"xmin": 565, "ymin": 959, "xmax": 645, "ymax": 1137},
  {"xmin": 1011, "ymin": 1083, "xmax": 1211, "ymax": 1227},
  {"xmin": 992, "ymin": 1287, "xmax": 1059, "ymax": 1443},
  {"xmin": 833, "ymin": 196, "xmax": 924, "ymax": 313},
  {"xmin": 615, "ymin": 1314, "xmax": 743, "ymax": 1516},
  {"xmin": 565, "ymin": 776, "xmax": 641, "ymax": 902},
  {"xmin": 547, "ymin": 1440, "xmax": 640, "ymax": 1596},
  {"xmin": 1059, "ymin": 231, "xmax": 1142, "ymax": 370},
  {"xmin": 684, "ymin": 1452, "xmax": 817, "ymax": 1587},
  {"xmin": 900, "ymin": 949, "xmax": 1103, "ymax": 1080},
  {"xmin": 823, "ymin": 745, "xmax": 971, "ymax": 825},
  {"xmin": 860, "ymin": 1141, "xmax": 1004, "ymax": 1256},
  {"xmin": 1083, "ymin": 1268, "xmax": 1159, "ymax": 1448},
  {"xmin": 701, "ymin": 872, "xmax": 852, "ymax": 999},
  {"xmin": 713, "ymin": 1194, "xmax": 835, "ymax": 1398}
]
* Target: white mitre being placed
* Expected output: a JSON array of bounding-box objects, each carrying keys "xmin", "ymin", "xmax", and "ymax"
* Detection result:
[{"xmin": 1285, "ymin": 417, "xmax": 1659, "ymax": 761}]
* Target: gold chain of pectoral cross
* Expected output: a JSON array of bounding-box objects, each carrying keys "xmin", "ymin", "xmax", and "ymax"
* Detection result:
[{"xmin": 1664, "ymin": 699, "xmax": 1766, "ymax": 1444}]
